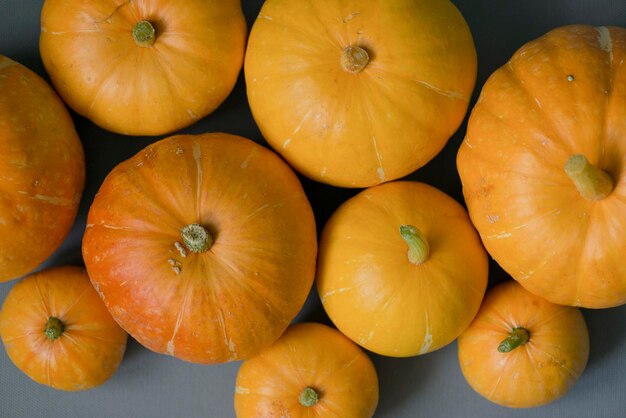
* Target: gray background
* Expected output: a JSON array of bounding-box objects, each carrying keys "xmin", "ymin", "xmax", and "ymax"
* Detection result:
[{"xmin": 1, "ymin": 0, "xmax": 626, "ymax": 417}]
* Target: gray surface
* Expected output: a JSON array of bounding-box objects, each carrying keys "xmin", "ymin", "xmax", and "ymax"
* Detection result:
[{"xmin": 1, "ymin": 0, "xmax": 626, "ymax": 417}]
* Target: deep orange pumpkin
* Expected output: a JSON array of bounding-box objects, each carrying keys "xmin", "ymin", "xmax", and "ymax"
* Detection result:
[
  {"xmin": 0, "ymin": 55, "xmax": 85, "ymax": 282},
  {"xmin": 0, "ymin": 266, "xmax": 127, "ymax": 391},
  {"xmin": 82, "ymin": 133, "xmax": 317, "ymax": 364}
]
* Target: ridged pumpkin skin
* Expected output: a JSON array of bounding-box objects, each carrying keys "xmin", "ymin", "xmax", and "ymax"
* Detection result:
[
  {"xmin": 458, "ymin": 281, "xmax": 589, "ymax": 408},
  {"xmin": 0, "ymin": 56, "xmax": 85, "ymax": 282},
  {"xmin": 0, "ymin": 266, "xmax": 128, "ymax": 391},
  {"xmin": 40, "ymin": 0, "xmax": 246, "ymax": 136},
  {"xmin": 317, "ymin": 181, "xmax": 488, "ymax": 357},
  {"xmin": 245, "ymin": 0, "xmax": 477, "ymax": 187},
  {"xmin": 82, "ymin": 133, "xmax": 317, "ymax": 364},
  {"xmin": 457, "ymin": 25, "xmax": 626, "ymax": 308},
  {"xmin": 235, "ymin": 323, "xmax": 379, "ymax": 418}
]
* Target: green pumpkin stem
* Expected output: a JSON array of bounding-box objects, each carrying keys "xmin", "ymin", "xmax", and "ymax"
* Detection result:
[
  {"xmin": 132, "ymin": 20, "xmax": 156, "ymax": 47},
  {"xmin": 565, "ymin": 154, "xmax": 613, "ymax": 201},
  {"xmin": 181, "ymin": 224, "xmax": 213, "ymax": 254},
  {"xmin": 498, "ymin": 327, "xmax": 530, "ymax": 353},
  {"xmin": 44, "ymin": 317, "xmax": 64, "ymax": 341},
  {"xmin": 299, "ymin": 387, "xmax": 319, "ymax": 407},
  {"xmin": 400, "ymin": 225, "xmax": 430, "ymax": 265}
]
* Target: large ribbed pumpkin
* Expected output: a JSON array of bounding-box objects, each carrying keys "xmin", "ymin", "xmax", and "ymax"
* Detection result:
[
  {"xmin": 245, "ymin": 0, "xmax": 477, "ymax": 187},
  {"xmin": 0, "ymin": 55, "xmax": 85, "ymax": 282},
  {"xmin": 457, "ymin": 25, "xmax": 626, "ymax": 308},
  {"xmin": 82, "ymin": 133, "xmax": 317, "ymax": 364},
  {"xmin": 40, "ymin": 0, "xmax": 246, "ymax": 136}
]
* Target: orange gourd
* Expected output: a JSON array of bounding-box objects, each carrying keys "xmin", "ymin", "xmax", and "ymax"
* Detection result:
[
  {"xmin": 234, "ymin": 323, "xmax": 379, "ymax": 418},
  {"xmin": 40, "ymin": 0, "xmax": 246, "ymax": 136},
  {"xmin": 317, "ymin": 181, "xmax": 488, "ymax": 357},
  {"xmin": 0, "ymin": 266, "xmax": 127, "ymax": 391},
  {"xmin": 458, "ymin": 281, "xmax": 589, "ymax": 408},
  {"xmin": 0, "ymin": 55, "xmax": 85, "ymax": 282},
  {"xmin": 82, "ymin": 133, "xmax": 317, "ymax": 364},
  {"xmin": 245, "ymin": 0, "xmax": 477, "ymax": 187},
  {"xmin": 457, "ymin": 25, "xmax": 626, "ymax": 308}
]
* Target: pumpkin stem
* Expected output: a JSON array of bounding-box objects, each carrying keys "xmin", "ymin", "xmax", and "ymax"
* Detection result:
[
  {"xmin": 400, "ymin": 225, "xmax": 429, "ymax": 265},
  {"xmin": 498, "ymin": 327, "xmax": 530, "ymax": 353},
  {"xmin": 132, "ymin": 20, "xmax": 156, "ymax": 47},
  {"xmin": 44, "ymin": 317, "xmax": 64, "ymax": 341},
  {"xmin": 299, "ymin": 387, "xmax": 319, "ymax": 407},
  {"xmin": 181, "ymin": 224, "xmax": 213, "ymax": 254},
  {"xmin": 340, "ymin": 45, "xmax": 370, "ymax": 74},
  {"xmin": 565, "ymin": 154, "xmax": 613, "ymax": 201}
]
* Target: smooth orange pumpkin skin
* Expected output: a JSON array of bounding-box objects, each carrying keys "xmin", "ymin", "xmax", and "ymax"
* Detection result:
[
  {"xmin": 0, "ymin": 55, "xmax": 85, "ymax": 282},
  {"xmin": 235, "ymin": 323, "xmax": 379, "ymax": 418},
  {"xmin": 457, "ymin": 25, "xmax": 626, "ymax": 308},
  {"xmin": 40, "ymin": 0, "xmax": 247, "ymax": 136},
  {"xmin": 82, "ymin": 133, "xmax": 317, "ymax": 364},
  {"xmin": 0, "ymin": 266, "xmax": 127, "ymax": 391},
  {"xmin": 317, "ymin": 181, "xmax": 488, "ymax": 357},
  {"xmin": 245, "ymin": 0, "xmax": 477, "ymax": 187},
  {"xmin": 458, "ymin": 281, "xmax": 589, "ymax": 408}
]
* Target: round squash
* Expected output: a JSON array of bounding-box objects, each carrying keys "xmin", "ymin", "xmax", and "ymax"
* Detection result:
[
  {"xmin": 458, "ymin": 280, "xmax": 589, "ymax": 408},
  {"xmin": 0, "ymin": 55, "xmax": 85, "ymax": 282},
  {"xmin": 0, "ymin": 266, "xmax": 127, "ymax": 391},
  {"xmin": 235, "ymin": 322, "xmax": 378, "ymax": 418},
  {"xmin": 40, "ymin": 0, "xmax": 247, "ymax": 136},
  {"xmin": 245, "ymin": 0, "xmax": 477, "ymax": 187},
  {"xmin": 317, "ymin": 181, "xmax": 488, "ymax": 357},
  {"xmin": 82, "ymin": 133, "xmax": 317, "ymax": 364},
  {"xmin": 457, "ymin": 25, "xmax": 626, "ymax": 308}
]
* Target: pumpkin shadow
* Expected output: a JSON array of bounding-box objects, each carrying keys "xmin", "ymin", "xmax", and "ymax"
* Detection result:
[
  {"xmin": 122, "ymin": 336, "xmax": 146, "ymax": 362},
  {"xmin": 583, "ymin": 305, "xmax": 626, "ymax": 369}
]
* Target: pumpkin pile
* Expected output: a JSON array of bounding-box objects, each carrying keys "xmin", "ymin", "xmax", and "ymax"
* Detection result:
[{"xmin": 0, "ymin": 0, "xmax": 623, "ymax": 415}]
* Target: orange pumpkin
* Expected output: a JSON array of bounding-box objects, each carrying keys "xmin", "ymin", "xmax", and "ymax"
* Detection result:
[
  {"xmin": 317, "ymin": 181, "xmax": 488, "ymax": 357},
  {"xmin": 40, "ymin": 0, "xmax": 247, "ymax": 136},
  {"xmin": 234, "ymin": 322, "xmax": 379, "ymax": 418},
  {"xmin": 245, "ymin": 0, "xmax": 477, "ymax": 187},
  {"xmin": 0, "ymin": 55, "xmax": 85, "ymax": 282},
  {"xmin": 82, "ymin": 133, "xmax": 317, "ymax": 364},
  {"xmin": 457, "ymin": 25, "xmax": 626, "ymax": 308},
  {"xmin": 458, "ymin": 281, "xmax": 589, "ymax": 408},
  {"xmin": 0, "ymin": 266, "xmax": 127, "ymax": 391}
]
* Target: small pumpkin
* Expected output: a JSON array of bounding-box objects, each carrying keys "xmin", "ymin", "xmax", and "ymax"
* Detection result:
[
  {"xmin": 245, "ymin": 0, "xmax": 477, "ymax": 187},
  {"xmin": 234, "ymin": 322, "xmax": 379, "ymax": 418},
  {"xmin": 0, "ymin": 266, "xmax": 127, "ymax": 391},
  {"xmin": 40, "ymin": 0, "xmax": 247, "ymax": 136},
  {"xmin": 458, "ymin": 280, "xmax": 589, "ymax": 408},
  {"xmin": 317, "ymin": 181, "xmax": 488, "ymax": 357},
  {"xmin": 457, "ymin": 25, "xmax": 626, "ymax": 308},
  {"xmin": 82, "ymin": 133, "xmax": 317, "ymax": 364},
  {"xmin": 0, "ymin": 55, "xmax": 85, "ymax": 282}
]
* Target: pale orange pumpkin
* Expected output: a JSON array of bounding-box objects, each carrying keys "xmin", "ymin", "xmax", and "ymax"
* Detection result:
[
  {"xmin": 82, "ymin": 133, "xmax": 317, "ymax": 364},
  {"xmin": 0, "ymin": 266, "xmax": 127, "ymax": 391},
  {"xmin": 317, "ymin": 181, "xmax": 488, "ymax": 357},
  {"xmin": 245, "ymin": 0, "xmax": 477, "ymax": 187},
  {"xmin": 234, "ymin": 323, "xmax": 379, "ymax": 418},
  {"xmin": 40, "ymin": 0, "xmax": 247, "ymax": 136},
  {"xmin": 457, "ymin": 25, "xmax": 626, "ymax": 308},
  {"xmin": 0, "ymin": 55, "xmax": 85, "ymax": 282},
  {"xmin": 458, "ymin": 280, "xmax": 589, "ymax": 408}
]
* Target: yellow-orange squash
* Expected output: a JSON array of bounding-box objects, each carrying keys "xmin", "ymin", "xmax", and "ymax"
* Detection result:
[
  {"xmin": 245, "ymin": 0, "xmax": 477, "ymax": 187},
  {"xmin": 82, "ymin": 133, "xmax": 317, "ymax": 364},
  {"xmin": 235, "ymin": 323, "xmax": 378, "ymax": 418},
  {"xmin": 0, "ymin": 266, "xmax": 127, "ymax": 391},
  {"xmin": 458, "ymin": 281, "xmax": 589, "ymax": 408},
  {"xmin": 458, "ymin": 25, "xmax": 626, "ymax": 308},
  {"xmin": 317, "ymin": 181, "xmax": 488, "ymax": 356},
  {"xmin": 0, "ymin": 55, "xmax": 85, "ymax": 282},
  {"xmin": 40, "ymin": 0, "xmax": 247, "ymax": 136}
]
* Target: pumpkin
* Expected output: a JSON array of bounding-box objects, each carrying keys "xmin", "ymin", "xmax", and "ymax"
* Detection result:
[
  {"xmin": 458, "ymin": 280, "xmax": 589, "ymax": 408},
  {"xmin": 82, "ymin": 133, "xmax": 317, "ymax": 364},
  {"xmin": 0, "ymin": 266, "xmax": 127, "ymax": 391},
  {"xmin": 245, "ymin": 0, "xmax": 477, "ymax": 187},
  {"xmin": 0, "ymin": 55, "xmax": 85, "ymax": 282},
  {"xmin": 457, "ymin": 25, "xmax": 626, "ymax": 308},
  {"xmin": 234, "ymin": 322, "xmax": 378, "ymax": 418},
  {"xmin": 317, "ymin": 181, "xmax": 488, "ymax": 357},
  {"xmin": 40, "ymin": 0, "xmax": 247, "ymax": 136}
]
